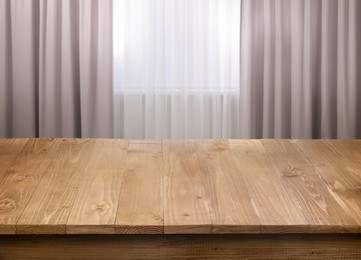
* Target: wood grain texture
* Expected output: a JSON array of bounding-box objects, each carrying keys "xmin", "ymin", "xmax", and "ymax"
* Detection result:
[
  {"xmin": 229, "ymin": 140, "xmax": 309, "ymax": 233},
  {"xmin": 0, "ymin": 138, "xmax": 361, "ymax": 235},
  {"xmin": 115, "ymin": 141, "xmax": 163, "ymax": 234},
  {"xmin": 163, "ymin": 141, "xmax": 212, "ymax": 234},
  {"xmin": 0, "ymin": 139, "xmax": 28, "ymax": 234},
  {"xmin": 66, "ymin": 139, "xmax": 128, "ymax": 234},
  {"xmin": 0, "ymin": 139, "xmax": 27, "ymax": 174},
  {"xmin": 0, "ymin": 139, "xmax": 61, "ymax": 234},
  {"xmin": 263, "ymin": 140, "xmax": 359, "ymax": 233},
  {"xmin": 1, "ymin": 234, "xmax": 361, "ymax": 259},
  {"xmin": 326, "ymin": 140, "xmax": 361, "ymax": 233},
  {"xmin": 199, "ymin": 140, "xmax": 261, "ymax": 233},
  {"xmin": 16, "ymin": 139, "xmax": 97, "ymax": 234},
  {"xmin": 295, "ymin": 140, "xmax": 361, "ymax": 232}
]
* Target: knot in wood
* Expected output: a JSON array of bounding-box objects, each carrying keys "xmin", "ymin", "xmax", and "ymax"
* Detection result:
[
  {"xmin": 92, "ymin": 202, "xmax": 110, "ymax": 214},
  {"xmin": 0, "ymin": 198, "xmax": 16, "ymax": 211},
  {"xmin": 282, "ymin": 167, "xmax": 302, "ymax": 177}
]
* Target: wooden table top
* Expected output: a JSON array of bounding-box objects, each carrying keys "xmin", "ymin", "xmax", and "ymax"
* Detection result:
[{"xmin": 0, "ymin": 138, "xmax": 360, "ymax": 235}]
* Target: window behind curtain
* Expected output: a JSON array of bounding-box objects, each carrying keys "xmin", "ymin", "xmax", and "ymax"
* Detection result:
[{"xmin": 113, "ymin": 0, "xmax": 240, "ymax": 94}]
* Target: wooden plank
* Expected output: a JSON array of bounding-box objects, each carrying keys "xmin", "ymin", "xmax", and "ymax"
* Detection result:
[
  {"xmin": 263, "ymin": 140, "xmax": 359, "ymax": 233},
  {"xmin": 0, "ymin": 139, "xmax": 28, "ymax": 176},
  {"xmin": 199, "ymin": 140, "xmax": 260, "ymax": 233},
  {"xmin": 16, "ymin": 139, "xmax": 97, "ymax": 234},
  {"xmin": 327, "ymin": 141, "xmax": 361, "ymax": 234},
  {"xmin": 1, "ymin": 234, "xmax": 361, "ymax": 259},
  {"xmin": 327, "ymin": 140, "xmax": 361, "ymax": 233},
  {"xmin": 0, "ymin": 139, "xmax": 29, "ymax": 234},
  {"xmin": 295, "ymin": 140, "xmax": 361, "ymax": 232},
  {"xmin": 229, "ymin": 140, "xmax": 308, "ymax": 233},
  {"xmin": 66, "ymin": 139, "xmax": 128, "ymax": 234},
  {"xmin": 0, "ymin": 138, "xmax": 61, "ymax": 234},
  {"xmin": 296, "ymin": 140, "xmax": 361, "ymax": 190},
  {"xmin": 115, "ymin": 141, "xmax": 163, "ymax": 234},
  {"xmin": 163, "ymin": 141, "xmax": 212, "ymax": 234}
]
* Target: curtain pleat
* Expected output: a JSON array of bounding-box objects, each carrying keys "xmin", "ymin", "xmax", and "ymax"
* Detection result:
[
  {"xmin": 336, "ymin": 0, "xmax": 360, "ymax": 138},
  {"xmin": 3, "ymin": 0, "xmax": 39, "ymax": 137},
  {"xmin": 0, "ymin": 0, "xmax": 12, "ymax": 137},
  {"xmin": 262, "ymin": 0, "xmax": 275, "ymax": 138},
  {"xmin": 79, "ymin": 0, "xmax": 113, "ymax": 137},
  {"xmin": 320, "ymin": 0, "xmax": 337, "ymax": 138},
  {"xmin": 237, "ymin": 0, "xmax": 361, "ymax": 139},
  {"xmin": 0, "ymin": 0, "xmax": 113, "ymax": 138}
]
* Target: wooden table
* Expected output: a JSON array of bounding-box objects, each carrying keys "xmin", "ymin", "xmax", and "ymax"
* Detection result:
[{"xmin": 0, "ymin": 138, "xmax": 360, "ymax": 259}]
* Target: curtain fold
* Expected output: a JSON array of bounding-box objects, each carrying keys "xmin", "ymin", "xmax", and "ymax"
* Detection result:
[
  {"xmin": 0, "ymin": 0, "xmax": 39, "ymax": 137},
  {"xmin": 1, "ymin": 0, "xmax": 360, "ymax": 139},
  {"xmin": 236, "ymin": 0, "xmax": 361, "ymax": 139},
  {"xmin": 0, "ymin": 0, "xmax": 113, "ymax": 138}
]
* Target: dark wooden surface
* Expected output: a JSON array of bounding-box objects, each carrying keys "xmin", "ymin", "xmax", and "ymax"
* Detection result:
[{"xmin": 1, "ymin": 234, "xmax": 361, "ymax": 259}]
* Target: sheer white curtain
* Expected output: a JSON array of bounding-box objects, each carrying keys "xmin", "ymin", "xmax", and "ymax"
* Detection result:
[
  {"xmin": 0, "ymin": 0, "xmax": 113, "ymax": 138},
  {"xmin": 113, "ymin": 0, "xmax": 361, "ymax": 139},
  {"xmin": 113, "ymin": 0, "xmax": 241, "ymax": 139}
]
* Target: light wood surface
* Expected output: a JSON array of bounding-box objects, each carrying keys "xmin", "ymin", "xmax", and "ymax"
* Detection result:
[
  {"xmin": 199, "ymin": 140, "xmax": 260, "ymax": 233},
  {"xmin": 229, "ymin": 140, "xmax": 308, "ymax": 233},
  {"xmin": 66, "ymin": 139, "xmax": 128, "ymax": 234},
  {"xmin": 115, "ymin": 141, "xmax": 163, "ymax": 234},
  {"xmin": 0, "ymin": 139, "xmax": 28, "ymax": 234},
  {"xmin": 16, "ymin": 139, "xmax": 97, "ymax": 234},
  {"xmin": 296, "ymin": 140, "xmax": 361, "ymax": 232},
  {"xmin": 0, "ymin": 139, "xmax": 60, "ymax": 234},
  {"xmin": 163, "ymin": 141, "xmax": 212, "ymax": 234},
  {"xmin": 263, "ymin": 140, "xmax": 359, "ymax": 233},
  {"xmin": 0, "ymin": 138, "xmax": 360, "ymax": 235}
]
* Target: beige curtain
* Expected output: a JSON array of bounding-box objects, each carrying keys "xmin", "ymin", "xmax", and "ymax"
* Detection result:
[
  {"xmin": 239, "ymin": 0, "xmax": 361, "ymax": 138},
  {"xmin": 0, "ymin": 0, "xmax": 113, "ymax": 138}
]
